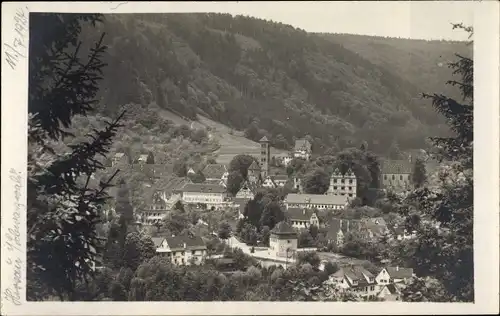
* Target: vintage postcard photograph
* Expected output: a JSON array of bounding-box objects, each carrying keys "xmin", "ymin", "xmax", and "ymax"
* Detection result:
[{"xmin": 1, "ymin": 1, "xmax": 499, "ymax": 315}]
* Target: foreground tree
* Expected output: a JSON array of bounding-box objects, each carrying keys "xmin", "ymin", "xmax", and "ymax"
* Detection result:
[
  {"xmin": 217, "ymin": 221, "xmax": 232, "ymax": 241},
  {"xmin": 27, "ymin": 14, "xmax": 124, "ymax": 300},
  {"xmin": 395, "ymin": 24, "xmax": 473, "ymax": 302}
]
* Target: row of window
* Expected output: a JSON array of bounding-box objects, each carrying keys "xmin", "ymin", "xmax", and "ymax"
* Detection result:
[
  {"xmin": 183, "ymin": 197, "xmax": 223, "ymax": 203},
  {"xmin": 383, "ymin": 174, "xmax": 409, "ymax": 180},
  {"xmin": 333, "ymin": 179, "xmax": 354, "ymax": 184},
  {"xmin": 331, "ymin": 186, "xmax": 354, "ymax": 191},
  {"xmin": 287, "ymin": 203, "xmax": 344, "ymax": 210}
]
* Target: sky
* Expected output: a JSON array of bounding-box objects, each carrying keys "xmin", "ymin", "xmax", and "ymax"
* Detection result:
[{"xmin": 177, "ymin": 1, "xmax": 475, "ymax": 41}]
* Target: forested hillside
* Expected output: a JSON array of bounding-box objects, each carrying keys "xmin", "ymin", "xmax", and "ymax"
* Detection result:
[{"xmin": 80, "ymin": 13, "xmax": 471, "ymax": 156}]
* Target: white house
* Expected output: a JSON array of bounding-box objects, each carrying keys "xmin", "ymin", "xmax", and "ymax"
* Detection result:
[
  {"xmin": 153, "ymin": 235, "xmax": 207, "ymax": 266},
  {"xmin": 329, "ymin": 265, "xmax": 379, "ymax": 299},
  {"xmin": 285, "ymin": 193, "xmax": 349, "ymax": 210},
  {"xmin": 286, "ymin": 208, "xmax": 320, "ymax": 230},
  {"xmin": 293, "ymin": 139, "xmax": 312, "ymax": 160},
  {"xmin": 375, "ymin": 266, "xmax": 414, "ymax": 285}
]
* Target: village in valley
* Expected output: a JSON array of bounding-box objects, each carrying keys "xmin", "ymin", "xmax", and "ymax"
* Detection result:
[
  {"xmin": 99, "ymin": 132, "xmax": 438, "ymax": 301},
  {"xmin": 25, "ymin": 9, "xmax": 474, "ymax": 303}
]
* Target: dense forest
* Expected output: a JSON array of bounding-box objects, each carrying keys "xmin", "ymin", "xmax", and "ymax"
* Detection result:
[{"xmin": 78, "ymin": 13, "xmax": 471, "ymax": 156}]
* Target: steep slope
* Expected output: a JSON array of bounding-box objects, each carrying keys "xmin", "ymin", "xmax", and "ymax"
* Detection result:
[
  {"xmin": 81, "ymin": 13, "xmax": 471, "ymax": 156},
  {"xmin": 322, "ymin": 33, "xmax": 472, "ymax": 101}
]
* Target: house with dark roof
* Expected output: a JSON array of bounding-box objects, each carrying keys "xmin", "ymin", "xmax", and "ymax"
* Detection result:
[
  {"xmin": 294, "ymin": 138, "xmax": 312, "ymax": 161},
  {"xmin": 380, "ymin": 159, "xmax": 413, "ymax": 190},
  {"xmin": 181, "ymin": 183, "xmax": 228, "ymax": 209},
  {"xmin": 155, "ymin": 234, "xmax": 207, "ymax": 266},
  {"xmin": 247, "ymin": 160, "xmax": 261, "ymax": 184},
  {"xmin": 285, "ymin": 193, "xmax": 348, "ymax": 210},
  {"xmin": 286, "ymin": 208, "xmax": 320, "ymax": 230},
  {"xmin": 376, "ymin": 283, "xmax": 401, "ymax": 301},
  {"xmin": 376, "ymin": 266, "xmax": 414, "ymax": 285},
  {"xmin": 269, "ymin": 221, "xmax": 298, "ymax": 258},
  {"xmin": 329, "ymin": 265, "xmax": 379, "ymax": 299},
  {"xmin": 202, "ymin": 164, "xmax": 229, "ymax": 183},
  {"xmin": 271, "ymin": 174, "xmax": 288, "ymax": 187},
  {"xmin": 325, "ymin": 217, "xmax": 390, "ymax": 246}
]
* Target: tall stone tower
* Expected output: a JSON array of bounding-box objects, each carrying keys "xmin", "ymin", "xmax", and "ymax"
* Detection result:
[{"xmin": 259, "ymin": 136, "xmax": 270, "ymax": 178}]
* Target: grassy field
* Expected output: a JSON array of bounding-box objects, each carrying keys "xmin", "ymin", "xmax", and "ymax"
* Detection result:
[{"xmin": 158, "ymin": 109, "xmax": 288, "ymax": 165}]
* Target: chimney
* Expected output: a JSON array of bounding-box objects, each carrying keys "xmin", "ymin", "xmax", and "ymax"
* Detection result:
[
  {"xmin": 302, "ymin": 209, "xmax": 305, "ymax": 215},
  {"xmin": 339, "ymin": 219, "xmax": 342, "ymax": 229},
  {"xmin": 396, "ymin": 266, "xmax": 399, "ymax": 271},
  {"xmin": 183, "ymin": 243, "xmax": 187, "ymax": 249}
]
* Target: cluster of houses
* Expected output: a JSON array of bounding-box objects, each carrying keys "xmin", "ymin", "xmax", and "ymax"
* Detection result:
[
  {"xmin": 147, "ymin": 219, "xmax": 413, "ymax": 301},
  {"xmin": 327, "ymin": 264, "xmax": 414, "ymax": 301}
]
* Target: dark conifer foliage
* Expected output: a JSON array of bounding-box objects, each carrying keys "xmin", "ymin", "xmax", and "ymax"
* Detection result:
[{"xmin": 27, "ymin": 13, "xmax": 125, "ymax": 301}]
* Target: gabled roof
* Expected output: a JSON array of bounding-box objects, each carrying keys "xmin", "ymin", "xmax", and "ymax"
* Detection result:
[
  {"xmin": 285, "ymin": 193, "xmax": 348, "ymax": 206},
  {"xmin": 181, "ymin": 183, "xmax": 226, "ymax": 194},
  {"xmin": 156, "ymin": 177, "xmax": 190, "ymax": 196},
  {"xmin": 259, "ymin": 136, "xmax": 269, "ymax": 142},
  {"xmin": 385, "ymin": 283, "xmax": 399, "ymax": 295},
  {"xmin": 385, "ymin": 267, "xmax": 414, "ymax": 279},
  {"xmin": 325, "ymin": 218, "xmax": 364, "ymax": 241},
  {"xmin": 381, "ymin": 160, "xmax": 413, "ymax": 174},
  {"xmin": 294, "ymin": 139, "xmax": 312, "ymax": 152},
  {"xmin": 237, "ymin": 181, "xmax": 257, "ymax": 194},
  {"xmin": 360, "ymin": 217, "xmax": 389, "ymax": 237},
  {"xmin": 152, "ymin": 237, "xmax": 164, "ymax": 248},
  {"xmin": 165, "ymin": 234, "xmax": 206, "ymax": 251},
  {"xmin": 263, "ymin": 176, "xmax": 276, "ymax": 186},
  {"xmin": 114, "ymin": 152, "xmax": 125, "ymax": 158},
  {"xmin": 286, "ymin": 208, "xmax": 316, "ymax": 221},
  {"xmin": 333, "ymin": 266, "xmax": 375, "ymax": 287},
  {"xmin": 271, "ymin": 221, "xmax": 297, "ymax": 236},
  {"xmin": 202, "ymin": 164, "xmax": 228, "ymax": 179},
  {"xmin": 248, "ymin": 161, "xmax": 261, "ymax": 171}
]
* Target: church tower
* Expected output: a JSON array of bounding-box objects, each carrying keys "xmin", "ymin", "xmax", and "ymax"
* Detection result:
[{"xmin": 259, "ymin": 136, "xmax": 271, "ymax": 179}]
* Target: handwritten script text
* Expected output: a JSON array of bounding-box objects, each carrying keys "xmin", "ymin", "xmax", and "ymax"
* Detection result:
[
  {"xmin": 4, "ymin": 7, "xmax": 29, "ymax": 71},
  {"xmin": 3, "ymin": 169, "xmax": 24, "ymax": 306}
]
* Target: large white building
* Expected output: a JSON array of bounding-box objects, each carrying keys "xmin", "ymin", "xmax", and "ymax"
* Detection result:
[
  {"xmin": 181, "ymin": 183, "xmax": 228, "ymax": 209},
  {"xmin": 327, "ymin": 168, "xmax": 357, "ymax": 199},
  {"xmin": 284, "ymin": 193, "xmax": 349, "ymax": 210}
]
